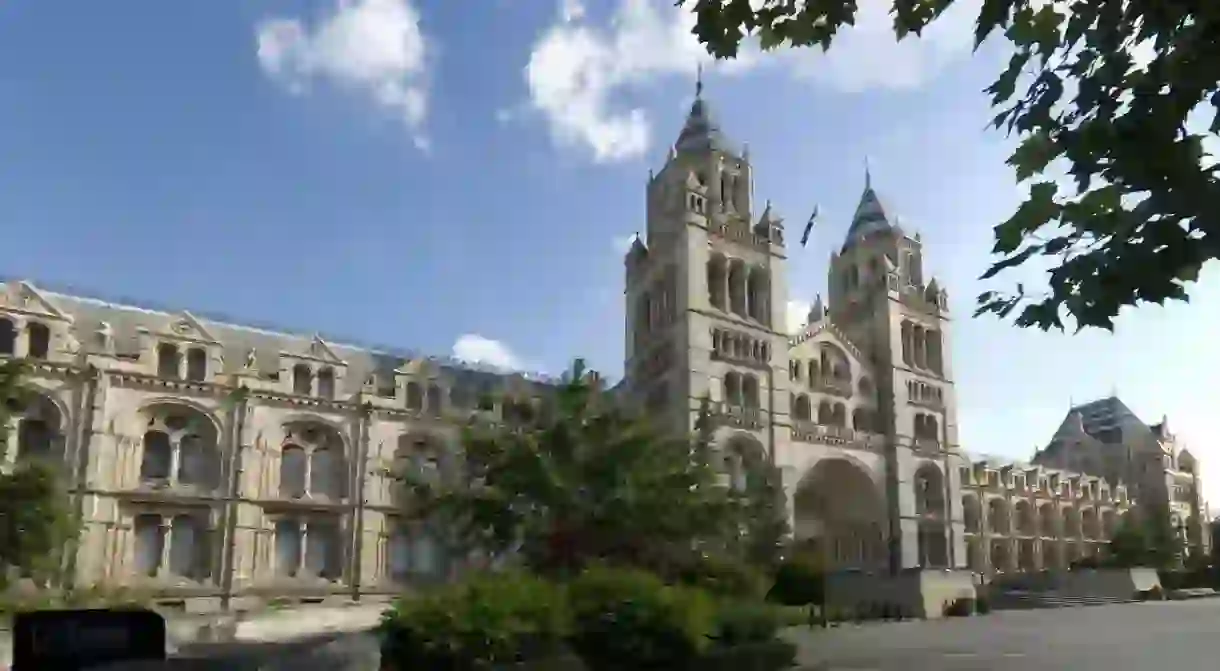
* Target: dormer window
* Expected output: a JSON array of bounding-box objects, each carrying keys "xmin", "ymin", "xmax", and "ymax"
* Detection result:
[
  {"xmin": 27, "ymin": 322, "xmax": 50, "ymax": 359},
  {"xmin": 317, "ymin": 367, "xmax": 336, "ymax": 399},
  {"xmin": 292, "ymin": 364, "xmax": 313, "ymax": 395},
  {"xmin": 157, "ymin": 343, "xmax": 181, "ymax": 379},
  {"xmin": 0, "ymin": 318, "xmax": 15, "ymax": 355},
  {"xmin": 185, "ymin": 347, "xmax": 208, "ymax": 382}
]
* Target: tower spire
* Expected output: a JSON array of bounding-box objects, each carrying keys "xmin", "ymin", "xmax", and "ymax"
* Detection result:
[
  {"xmin": 864, "ymin": 155, "xmax": 872, "ymax": 189},
  {"xmin": 695, "ymin": 62, "xmax": 704, "ymax": 98}
]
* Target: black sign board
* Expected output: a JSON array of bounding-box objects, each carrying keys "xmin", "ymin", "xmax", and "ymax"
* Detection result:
[{"xmin": 12, "ymin": 608, "xmax": 167, "ymax": 670}]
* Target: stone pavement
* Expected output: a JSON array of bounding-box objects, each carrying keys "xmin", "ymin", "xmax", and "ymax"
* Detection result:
[{"xmin": 786, "ymin": 599, "xmax": 1220, "ymax": 670}]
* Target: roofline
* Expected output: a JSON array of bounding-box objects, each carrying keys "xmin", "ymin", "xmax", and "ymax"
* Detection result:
[{"xmin": 1, "ymin": 274, "xmax": 561, "ymax": 384}]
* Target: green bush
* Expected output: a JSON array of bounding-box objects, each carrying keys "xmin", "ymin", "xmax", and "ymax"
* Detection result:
[
  {"xmin": 975, "ymin": 595, "xmax": 991, "ymax": 614},
  {"xmin": 711, "ymin": 601, "xmax": 785, "ymax": 646},
  {"xmin": 379, "ymin": 570, "xmax": 571, "ymax": 670},
  {"xmin": 567, "ymin": 566, "xmax": 716, "ymax": 671},
  {"xmin": 677, "ymin": 555, "xmax": 767, "ymax": 599},
  {"xmin": 765, "ymin": 557, "xmax": 824, "ymax": 607}
]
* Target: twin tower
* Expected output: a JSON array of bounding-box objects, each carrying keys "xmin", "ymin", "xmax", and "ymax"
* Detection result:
[{"xmin": 621, "ymin": 80, "xmax": 968, "ymax": 573}]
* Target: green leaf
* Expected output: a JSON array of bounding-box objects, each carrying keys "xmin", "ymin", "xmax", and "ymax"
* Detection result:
[{"xmin": 1008, "ymin": 131, "xmax": 1059, "ymax": 181}]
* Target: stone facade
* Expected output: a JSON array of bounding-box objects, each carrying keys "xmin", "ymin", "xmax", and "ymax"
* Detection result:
[
  {"xmin": 0, "ymin": 88, "xmax": 1206, "ymax": 609},
  {"xmin": 621, "ymin": 84, "xmax": 1203, "ymax": 576},
  {"xmin": 0, "ymin": 280, "xmax": 553, "ymax": 609}
]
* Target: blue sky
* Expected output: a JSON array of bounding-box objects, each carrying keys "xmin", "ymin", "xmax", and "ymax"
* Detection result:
[{"xmin": 1, "ymin": 0, "xmax": 1217, "ymax": 501}]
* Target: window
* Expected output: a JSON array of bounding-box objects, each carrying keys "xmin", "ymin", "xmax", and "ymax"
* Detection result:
[
  {"xmin": 316, "ymin": 367, "xmax": 335, "ymax": 399},
  {"xmin": 279, "ymin": 423, "xmax": 346, "ymax": 499},
  {"xmin": 185, "ymin": 347, "xmax": 208, "ymax": 382},
  {"xmin": 406, "ymin": 382, "xmax": 424, "ymax": 411},
  {"xmin": 292, "ymin": 364, "xmax": 313, "ymax": 395},
  {"xmin": 276, "ymin": 518, "xmax": 341, "ymax": 580},
  {"xmin": 139, "ymin": 407, "xmax": 219, "ymax": 489},
  {"xmin": 134, "ymin": 514, "xmax": 164, "ymax": 577},
  {"xmin": 280, "ymin": 446, "xmax": 307, "ymax": 498},
  {"xmin": 156, "ymin": 343, "xmax": 181, "ymax": 379},
  {"xmin": 275, "ymin": 520, "xmax": 303, "ymax": 577},
  {"xmin": 0, "ymin": 318, "xmax": 14, "ymax": 355},
  {"xmin": 27, "ymin": 322, "xmax": 50, "ymax": 359}
]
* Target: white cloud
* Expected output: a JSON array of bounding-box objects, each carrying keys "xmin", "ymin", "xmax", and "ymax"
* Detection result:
[
  {"xmin": 524, "ymin": 0, "xmax": 982, "ymax": 162},
  {"xmin": 786, "ymin": 300, "xmax": 810, "ymax": 335},
  {"xmin": 452, "ymin": 334, "xmax": 528, "ymax": 371},
  {"xmin": 255, "ymin": 0, "xmax": 432, "ymax": 150}
]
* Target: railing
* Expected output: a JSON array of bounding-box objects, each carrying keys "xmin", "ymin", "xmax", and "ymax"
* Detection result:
[
  {"xmin": 715, "ymin": 403, "xmax": 764, "ymax": 430},
  {"xmin": 809, "ymin": 376, "xmax": 853, "ymax": 397},
  {"xmin": 790, "ymin": 421, "xmax": 883, "ymax": 450}
]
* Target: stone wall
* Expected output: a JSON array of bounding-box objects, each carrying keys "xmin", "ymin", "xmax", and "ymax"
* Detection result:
[{"xmin": 824, "ymin": 569, "xmax": 977, "ymax": 619}]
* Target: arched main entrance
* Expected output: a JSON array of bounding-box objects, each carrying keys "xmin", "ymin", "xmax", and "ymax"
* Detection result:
[{"xmin": 793, "ymin": 458, "xmax": 886, "ymax": 570}]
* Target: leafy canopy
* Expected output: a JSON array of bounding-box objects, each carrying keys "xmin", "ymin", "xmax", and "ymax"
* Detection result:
[
  {"xmin": 681, "ymin": 0, "xmax": 1220, "ymax": 331},
  {"xmin": 402, "ymin": 359, "xmax": 752, "ymax": 577},
  {"xmin": 0, "ymin": 361, "xmax": 78, "ymax": 588},
  {"xmin": 1105, "ymin": 505, "xmax": 1183, "ymax": 569}
]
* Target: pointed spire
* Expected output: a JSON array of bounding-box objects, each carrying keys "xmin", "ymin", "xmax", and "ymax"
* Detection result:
[
  {"xmin": 810, "ymin": 294, "xmax": 825, "ymax": 322},
  {"xmin": 674, "ymin": 63, "xmax": 729, "ymax": 155},
  {"xmin": 842, "ymin": 163, "xmax": 895, "ymax": 251}
]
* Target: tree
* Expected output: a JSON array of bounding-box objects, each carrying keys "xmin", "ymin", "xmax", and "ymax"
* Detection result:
[
  {"xmin": 732, "ymin": 450, "xmax": 791, "ymax": 570},
  {"xmin": 402, "ymin": 359, "xmax": 744, "ymax": 578},
  {"xmin": 0, "ymin": 361, "xmax": 78, "ymax": 588},
  {"xmin": 1105, "ymin": 505, "xmax": 1182, "ymax": 569},
  {"xmin": 681, "ymin": 0, "xmax": 1220, "ymax": 331}
]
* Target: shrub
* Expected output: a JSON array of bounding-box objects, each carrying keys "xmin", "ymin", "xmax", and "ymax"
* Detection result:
[
  {"xmin": 975, "ymin": 595, "xmax": 991, "ymax": 614},
  {"xmin": 765, "ymin": 557, "xmax": 824, "ymax": 607},
  {"xmin": 677, "ymin": 555, "xmax": 767, "ymax": 600},
  {"xmin": 710, "ymin": 601, "xmax": 784, "ymax": 646},
  {"xmin": 379, "ymin": 570, "xmax": 571, "ymax": 670},
  {"xmin": 567, "ymin": 566, "xmax": 716, "ymax": 671}
]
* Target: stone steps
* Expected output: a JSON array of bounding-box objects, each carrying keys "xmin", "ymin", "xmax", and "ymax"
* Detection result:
[{"xmin": 990, "ymin": 591, "xmax": 1134, "ymax": 611}]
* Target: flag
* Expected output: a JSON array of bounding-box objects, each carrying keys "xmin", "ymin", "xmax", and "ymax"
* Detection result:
[{"xmin": 800, "ymin": 205, "xmax": 819, "ymax": 247}]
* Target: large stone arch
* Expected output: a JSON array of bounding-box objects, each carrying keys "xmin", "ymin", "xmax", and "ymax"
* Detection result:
[
  {"xmin": 912, "ymin": 461, "xmax": 947, "ymax": 567},
  {"xmin": 793, "ymin": 457, "xmax": 886, "ymax": 570}
]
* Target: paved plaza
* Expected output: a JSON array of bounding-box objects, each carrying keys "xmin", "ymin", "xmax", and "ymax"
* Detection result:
[
  {"xmin": 113, "ymin": 599, "xmax": 1220, "ymax": 670},
  {"xmin": 789, "ymin": 599, "xmax": 1220, "ymax": 670}
]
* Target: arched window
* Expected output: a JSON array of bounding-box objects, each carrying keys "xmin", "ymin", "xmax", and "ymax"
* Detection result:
[
  {"xmin": 280, "ymin": 422, "xmax": 347, "ymax": 500},
  {"xmin": 140, "ymin": 431, "xmax": 173, "ymax": 481},
  {"xmin": 139, "ymin": 406, "xmax": 220, "ymax": 490}
]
